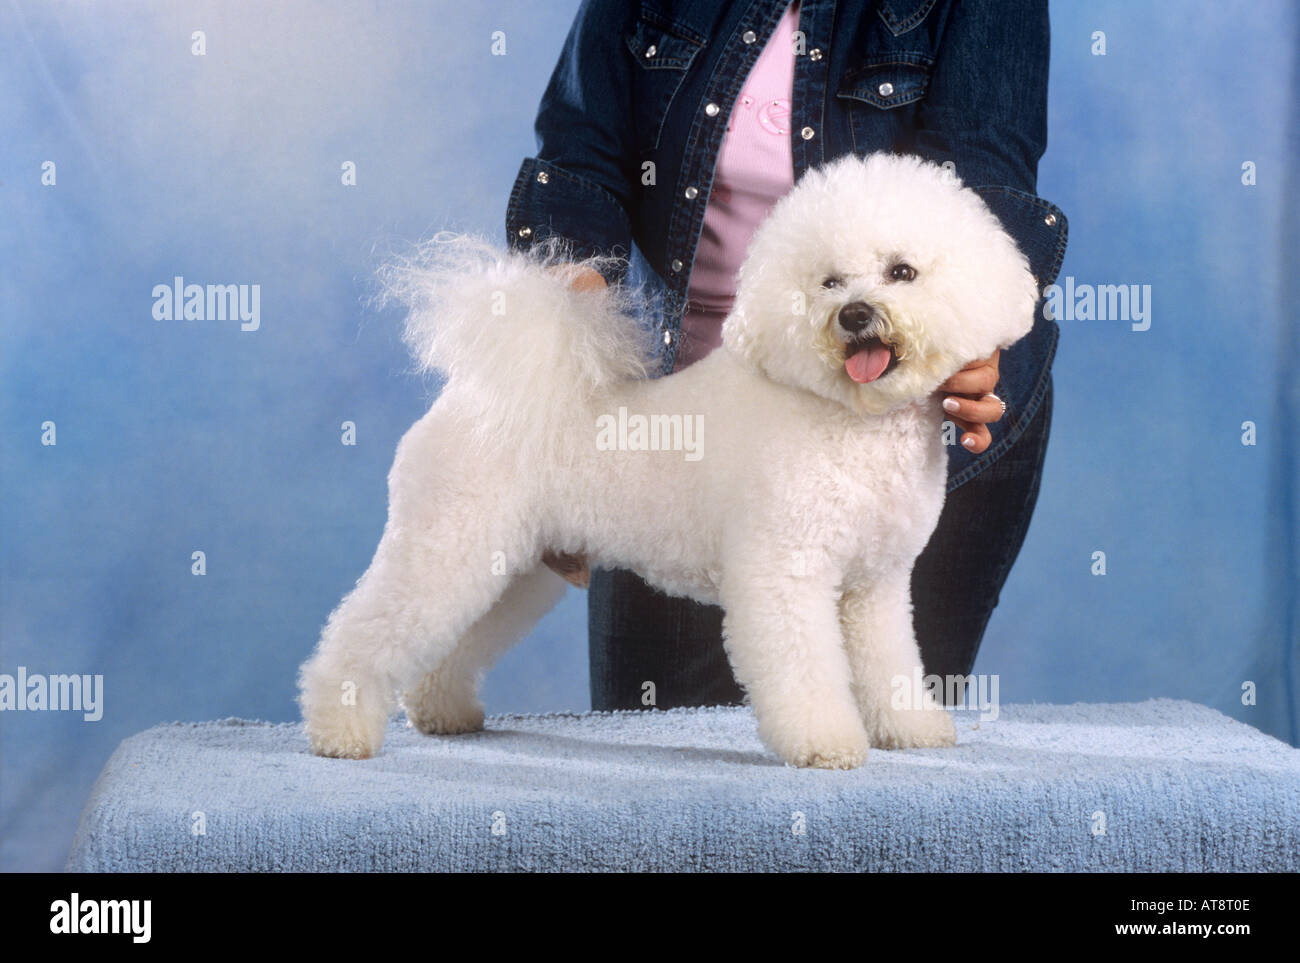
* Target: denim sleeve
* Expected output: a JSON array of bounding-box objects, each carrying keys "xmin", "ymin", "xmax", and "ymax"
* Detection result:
[
  {"xmin": 910, "ymin": 0, "xmax": 1068, "ymax": 287},
  {"xmin": 505, "ymin": 0, "xmax": 638, "ymax": 284}
]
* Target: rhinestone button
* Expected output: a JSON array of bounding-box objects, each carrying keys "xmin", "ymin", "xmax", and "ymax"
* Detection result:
[
  {"xmin": 684, "ymin": 186, "xmax": 699, "ymax": 199},
  {"xmin": 517, "ymin": 226, "xmax": 531, "ymax": 239},
  {"xmin": 536, "ymin": 171, "xmax": 549, "ymax": 184},
  {"xmin": 644, "ymin": 44, "xmax": 657, "ymax": 58},
  {"xmin": 742, "ymin": 30, "xmax": 757, "ymax": 43},
  {"xmin": 877, "ymin": 82, "xmax": 895, "ymax": 97},
  {"xmin": 1044, "ymin": 213, "xmax": 1057, "ymax": 227},
  {"xmin": 705, "ymin": 102, "xmax": 720, "ymax": 117},
  {"xmin": 663, "ymin": 330, "xmax": 674, "ymax": 346},
  {"xmin": 800, "ymin": 126, "xmax": 815, "ymax": 140},
  {"xmin": 809, "ymin": 48, "xmax": 822, "ymax": 61}
]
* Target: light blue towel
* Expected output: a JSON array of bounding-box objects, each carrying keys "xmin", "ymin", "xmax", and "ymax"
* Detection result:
[{"xmin": 67, "ymin": 699, "xmax": 1300, "ymax": 872}]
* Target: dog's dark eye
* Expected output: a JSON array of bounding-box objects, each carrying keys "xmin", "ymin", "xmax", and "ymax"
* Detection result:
[
  {"xmin": 822, "ymin": 274, "xmax": 844, "ymax": 289},
  {"xmin": 889, "ymin": 263, "xmax": 917, "ymax": 283}
]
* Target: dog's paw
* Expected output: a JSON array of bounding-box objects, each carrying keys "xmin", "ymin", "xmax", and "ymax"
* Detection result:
[
  {"xmin": 789, "ymin": 739, "xmax": 870, "ymax": 770},
  {"xmin": 304, "ymin": 704, "xmax": 388, "ymax": 759},
  {"xmin": 403, "ymin": 695, "xmax": 485, "ymax": 736},
  {"xmin": 299, "ymin": 660, "xmax": 391, "ymax": 759},
  {"xmin": 761, "ymin": 707, "xmax": 871, "ymax": 770},
  {"xmin": 402, "ymin": 672, "xmax": 485, "ymax": 736},
  {"xmin": 866, "ymin": 703, "xmax": 957, "ymax": 750}
]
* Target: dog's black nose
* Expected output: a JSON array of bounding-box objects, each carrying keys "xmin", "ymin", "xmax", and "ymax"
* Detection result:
[{"xmin": 838, "ymin": 301, "xmax": 875, "ymax": 334}]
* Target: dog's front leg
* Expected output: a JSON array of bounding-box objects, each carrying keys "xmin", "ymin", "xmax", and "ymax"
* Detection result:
[
  {"xmin": 720, "ymin": 565, "xmax": 869, "ymax": 769},
  {"xmin": 840, "ymin": 576, "xmax": 957, "ymax": 749}
]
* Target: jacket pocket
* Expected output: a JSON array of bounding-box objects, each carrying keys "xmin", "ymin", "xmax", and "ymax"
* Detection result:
[
  {"xmin": 836, "ymin": 53, "xmax": 934, "ymax": 109},
  {"xmin": 625, "ymin": 11, "xmax": 705, "ymax": 153},
  {"xmin": 876, "ymin": 0, "xmax": 938, "ymax": 37},
  {"xmin": 835, "ymin": 53, "xmax": 933, "ymax": 152}
]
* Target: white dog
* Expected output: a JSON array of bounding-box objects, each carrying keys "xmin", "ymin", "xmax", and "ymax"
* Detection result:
[{"xmin": 299, "ymin": 152, "xmax": 1037, "ymax": 768}]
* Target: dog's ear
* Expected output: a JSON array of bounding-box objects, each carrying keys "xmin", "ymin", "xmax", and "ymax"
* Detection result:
[
  {"xmin": 720, "ymin": 302, "xmax": 763, "ymax": 373},
  {"xmin": 963, "ymin": 212, "xmax": 1040, "ymax": 355},
  {"xmin": 962, "ymin": 191, "xmax": 1043, "ymax": 353},
  {"xmin": 996, "ymin": 257, "xmax": 1040, "ymax": 351}
]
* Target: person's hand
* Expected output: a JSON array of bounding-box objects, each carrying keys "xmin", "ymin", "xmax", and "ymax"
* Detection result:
[
  {"xmin": 540, "ymin": 265, "xmax": 605, "ymax": 588},
  {"xmin": 542, "ymin": 549, "xmax": 591, "ymax": 589},
  {"xmin": 565, "ymin": 265, "xmax": 607, "ymax": 294},
  {"xmin": 938, "ymin": 349, "xmax": 1004, "ymax": 454}
]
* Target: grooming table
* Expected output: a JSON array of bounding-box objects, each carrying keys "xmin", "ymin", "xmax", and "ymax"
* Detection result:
[{"xmin": 67, "ymin": 699, "xmax": 1300, "ymax": 872}]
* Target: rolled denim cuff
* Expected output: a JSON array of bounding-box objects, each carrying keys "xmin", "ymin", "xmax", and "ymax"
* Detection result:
[
  {"xmin": 505, "ymin": 156, "xmax": 635, "ymax": 286},
  {"xmin": 972, "ymin": 184, "xmax": 1069, "ymax": 290}
]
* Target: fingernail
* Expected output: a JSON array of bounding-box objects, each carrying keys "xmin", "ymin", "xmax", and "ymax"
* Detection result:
[
  {"xmin": 942, "ymin": 398, "xmax": 960, "ymax": 413},
  {"xmin": 962, "ymin": 436, "xmax": 976, "ymax": 448}
]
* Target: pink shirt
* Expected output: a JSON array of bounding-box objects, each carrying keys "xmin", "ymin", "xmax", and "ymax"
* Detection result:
[{"xmin": 675, "ymin": 1, "xmax": 799, "ymax": 370}]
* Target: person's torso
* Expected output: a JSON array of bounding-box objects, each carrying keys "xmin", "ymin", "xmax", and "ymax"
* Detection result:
[
  {"xmin": 624, "ymin": 0, "xmax": 955, "ymax": 309},
  {"xmin": 611, "ymin": 0, "xmax": 1058, "ymax": 485}
]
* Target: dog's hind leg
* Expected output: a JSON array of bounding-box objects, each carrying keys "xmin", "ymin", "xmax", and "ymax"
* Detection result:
[
  {"xmin": 402, "ymin": 565, "xmax": 567, "ymax": 735},
  {"xmin": 297, "ymin": 556, "xmax": 415, "ymax": 760},
  {"xmin": 840, "ymin": 576, "xmax": 957, "ymax": 749},
  {"xmin": 298, "ymin": 530, "xmax": 533, "ymax": 758},
  {"xmin": 298, "ymin": 450, "xmax": 544, "ymax": 759}
]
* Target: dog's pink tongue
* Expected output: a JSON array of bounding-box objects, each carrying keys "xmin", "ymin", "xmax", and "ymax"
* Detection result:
[{"xmin": 845, "ymin": 345, "xmax": 892, "ymax": 384}]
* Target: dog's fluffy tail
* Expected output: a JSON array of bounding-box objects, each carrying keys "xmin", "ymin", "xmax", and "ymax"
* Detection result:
[{"xmin": 375, "ymin": 233, "xmax": 653, "ymax": 449}]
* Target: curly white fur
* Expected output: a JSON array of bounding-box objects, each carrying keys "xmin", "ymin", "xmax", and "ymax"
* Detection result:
[{"xmin": 298, "ymin": 152, "xmax": 1038, "ymax": 768}]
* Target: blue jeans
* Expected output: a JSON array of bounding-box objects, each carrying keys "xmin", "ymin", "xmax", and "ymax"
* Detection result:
[{"xmin": 588, "ymin": 378, "xmax": 1054, "ymax": 710}]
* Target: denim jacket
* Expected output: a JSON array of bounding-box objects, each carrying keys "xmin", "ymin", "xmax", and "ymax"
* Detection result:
[{"xmin": 505, "ymin": 0, "xmax": 1068, "ymax": 488}]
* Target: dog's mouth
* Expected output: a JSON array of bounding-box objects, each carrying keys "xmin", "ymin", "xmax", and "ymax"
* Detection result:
[{"xmin": 844, "ymin": 335, "xmax": 900, "ymax": 384}]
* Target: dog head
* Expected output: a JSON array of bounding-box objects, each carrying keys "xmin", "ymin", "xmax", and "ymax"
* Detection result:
[{"xmin": 722, "ymin": 152, "xmax": 1039, "ymax": 416}]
